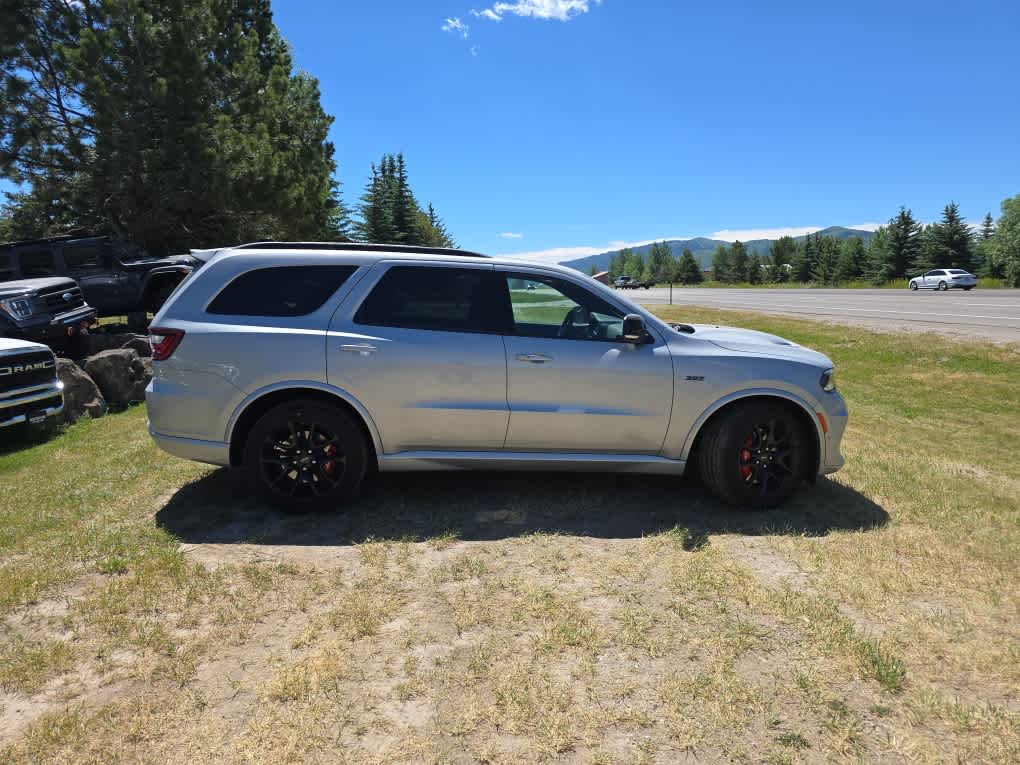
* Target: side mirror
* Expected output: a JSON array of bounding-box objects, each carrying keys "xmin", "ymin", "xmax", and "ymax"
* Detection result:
[{"xmin": 621, "ymin": 313, "xmax": 652, "ymax": 344}]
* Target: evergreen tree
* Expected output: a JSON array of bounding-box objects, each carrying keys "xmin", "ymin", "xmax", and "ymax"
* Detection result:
[
  {"xmin": 789, "ymin": 235, "xmax": 817, "ymax": 282},
  {"xmin": 711, "ymin": 244, "xmax": 733, "ymax": 283},
  {"xmin": 769, "ymin": 236, "xmax": 796, "ymax": 282},
  {"xmin": 811, "ymin": 237, "xmax": 840, "ymax": 284},
  {"xmin": 980, "ymin": 212, "xmax": 995, "ymax": 240},
  {"xmin": 644, "ymin": 241, "xmax": 676, "ymax": 283},
  {"xmin": 865, "ymin": 226, "xmax": 893, "ymax": 284},
  {"xmin": 924, "ymin": 202, "xmax": 974, "ymax": 271},
  {"xmin": 676, "ymin": 248, "xmax": 703, "ymax": 284},
  {"xmin": 1, "ymin": 0, "xmax": 342, "ymax": 251},
  {"xmin": 882, "ymin": 207, "xmax": 922, "ymax": 278},
  {"xmin": 730, "ymin": 241, "xmax": 750, "ymax": 282},
  {"xmin": 835, "ymin": 237, "xmax": 866, "ymax": 282},
  {"xmin": 988, "ymin": 194, "xmax": 1020, "ymax": 286},
  {"xmin": 747, "ymin": 252, "xmax": 764, "ymax": 284}
]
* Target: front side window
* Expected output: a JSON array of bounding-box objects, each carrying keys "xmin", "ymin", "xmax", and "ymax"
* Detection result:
[
  {"xmin": 18, "ymin": 249, "xmax": 55, "ymax": 277},
  {"xmin": 355, "ymin": 266, "xmax": 505, "ymax": 334},
  {"xmin": 503, "ymin": 273, "xmax": 625, "ymax": 341},
  {"xmin": 207, "ymin": 265, "xmax": 357, "ymax": 316}
]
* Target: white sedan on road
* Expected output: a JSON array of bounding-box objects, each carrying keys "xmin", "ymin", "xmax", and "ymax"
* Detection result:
[{"xmin": 908, "ymin": 269, "xmax": 977, "ymax": 291}]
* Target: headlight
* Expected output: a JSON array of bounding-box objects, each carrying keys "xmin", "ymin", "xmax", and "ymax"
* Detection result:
[
  {"xmin": 0, "ymin": 297, "xmax": 33, "ymax": 320},
  {"xmin": 820, "ymin": 368, "xmax": 836, "ymax": 392}
]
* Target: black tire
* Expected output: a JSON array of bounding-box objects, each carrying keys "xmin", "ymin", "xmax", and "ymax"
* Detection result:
[
  {"xmin": 697, "ymin": 400, "xmax": 812, "ymax": 509},
  {"xmin": 244, "ymin": 399, "xmax": 367, "ymax": 512},
  {"xmin": 963, "ymin": 286, "xmax": 973, "ymax": 291},
  {"xmin": 938, "ymin": 281, "xmax": 948, "ymax": 291},
  {"xmin": 909, "ymin": 281, "xmax": 918, "ymax": 291}
]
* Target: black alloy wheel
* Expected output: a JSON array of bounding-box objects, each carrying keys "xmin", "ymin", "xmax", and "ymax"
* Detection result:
[
  {"xmin": 245, "ymin": 400, "xmax": 367, "ymax": 511},
  {"xmin": 697, "ymin": 400, "xmax": 811, "ymax": 509}
]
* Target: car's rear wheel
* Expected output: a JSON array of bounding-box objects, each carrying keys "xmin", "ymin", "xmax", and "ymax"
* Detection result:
[
  {"xmin": 909, "ymin": 281, "xmax": 918, "ymax": 290},
  {"xmin": 963, "ymin": 286, "xmax": 973, "ymax": 291},
  {"xmin": 244, "ymin": 399, "xmax": 367, "ymax": 512},
  {"xmin": 938, "ymin": 281, "xmax": 948, "ymax": 291},
  {"xmin": 697, "ymin": 400, "xmax": 812, "ymax": 509}
]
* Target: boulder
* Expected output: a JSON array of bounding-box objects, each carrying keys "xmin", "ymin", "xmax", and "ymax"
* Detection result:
[
  {"xmin": 82, "ymin": 349, "xmax": 152, "ymax": 407},
  {"xmin": 56, "ymin": 358, "xmax": 106, "ymax": 423}
]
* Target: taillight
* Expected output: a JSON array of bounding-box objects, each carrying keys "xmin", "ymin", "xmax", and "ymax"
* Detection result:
[{"xmin": 149, "ymin": 327, "xmax": 185, "ymax": 361}]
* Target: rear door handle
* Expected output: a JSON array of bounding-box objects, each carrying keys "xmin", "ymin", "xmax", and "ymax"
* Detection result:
[
  {"xmin": 516, "ymin": 352, "xmax": 552, "ymax": 364},
  {"xmin": 340, "ymin": 343, "xmax": 378, "ymax": 356}
]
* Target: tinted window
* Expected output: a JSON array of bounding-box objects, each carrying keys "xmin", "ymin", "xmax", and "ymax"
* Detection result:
[
  {"xmin": 504, "ymin": 273, "xmax": 624, "ymax": 341},
  {"xmin": 19, "ymin": 249, "xmax": 55, "ymax": 277},
  {"xmin": 64, "ymin": 243, "xmax": 103, "ymax": 269},
  {"xmin": 355, "ymin": 266, "xmax": 505, "ymax": 334},
  {"xmin": 207, "ymin": 265, "xmax": 357, "ymax": 316},
  {"xmin": 948, "ymin": 269, "xmax": 968, "ymax": 274}
]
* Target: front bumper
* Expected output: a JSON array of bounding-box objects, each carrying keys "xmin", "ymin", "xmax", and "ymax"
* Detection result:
[
  {"xmin": 4, "ymin": 305, "xmax": 98, "ymax": 346},
  {"xmin": 0, "ymin": 382, "xmax": 64, "ymax": 428},
  {"xmin": 818, "ymin": 390, "xmax": 848, "ymax": 475}
]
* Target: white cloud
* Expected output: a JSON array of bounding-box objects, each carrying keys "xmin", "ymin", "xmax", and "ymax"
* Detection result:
[
  {"xmin": 441, "ymin": 17, "xmax": 470, "ymax": 38},
  {"xmin": 471, "ymin": 45, "xmax": 479, "ymax": 56},
  {"xmin": 847, "ymin": 222, "xmax": 883, "ymax": 232},
  {"xmin": 499, "ymin": 232, "xmax": 524, "ymax": 239},
  {"xmin": 710, "ymin": 226, "xmax": 822, "ymax": 242},
  {"xmin": 470, "ymin": 0, "xmax": 600, "ymax": 22}
]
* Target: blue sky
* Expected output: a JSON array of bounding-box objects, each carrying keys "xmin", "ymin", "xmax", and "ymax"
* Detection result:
[
  {"xmin": 268, "ymin": 0, "xmax": 1020, "ymax": 261},
  {"xmin": 6, "ymin": 1, "xmax": 1020, "ymax": 262}
]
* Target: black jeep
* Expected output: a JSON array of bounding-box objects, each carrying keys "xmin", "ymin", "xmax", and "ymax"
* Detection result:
[
  {"xmin": 0, "ymin": 276, "xmax": 97, "ymax": 349},
  {"xmin": 0, "ymin": 235, "xmax": 198, "ymax": 324}
]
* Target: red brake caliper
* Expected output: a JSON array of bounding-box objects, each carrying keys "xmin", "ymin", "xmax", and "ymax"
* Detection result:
[
  {"xmin": 323, "ymin": 444, "xmax": 337, "ymax": 476},
  {"xmin": 739, "ymin": 435, "xmax": 753, "ymax": 480}
]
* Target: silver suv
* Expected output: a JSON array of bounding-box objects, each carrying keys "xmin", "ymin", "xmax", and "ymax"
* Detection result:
[{"xmin": 146, "ymin": 243, "xmax": 847, "ymax": 510}]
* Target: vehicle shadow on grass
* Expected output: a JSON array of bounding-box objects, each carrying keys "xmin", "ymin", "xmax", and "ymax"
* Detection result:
[{"xmin": 155, "ymin": 468, "xmax": 889, "ymax": 548}]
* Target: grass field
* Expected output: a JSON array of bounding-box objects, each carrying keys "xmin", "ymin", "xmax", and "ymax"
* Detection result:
[{"xmin": 1, "ymin": 308, "xmax": 1017, "ymax": 764}]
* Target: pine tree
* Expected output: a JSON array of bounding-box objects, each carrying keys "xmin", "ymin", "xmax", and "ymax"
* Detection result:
[
  {"xmin": 711, "ymin": 245, "xmax": 733, "ymax": 283},
  {"xmin": 643, "ymin": 241, "xmax": 675, "ymax": 283},
  {"xmin": 865, "ymin": 227, "xmax": 893, "ymax": 284},
  {"xmin": 925, "ymin": 202, "xmax": 974, "ymax": 270},
  {"xmin": 981, "ymin": 212, "xmax": 995, "ymax": 240},
  {"xmin": 747, "ymin": 253, "xmax": 764, "ymax": 284},
  {"xmin": 811, "ymin": 237, "xmax": 840, "ymax": 285},
  {"xmin": 676, "ymin": 248, "xmax": 703, "ymax": 284},
  {"xmin": 730, "ymin": 241, "xmax": 750, "ymax": 282},
  {"xmin": 883, "ymin": 207, "xmax": 923, "ymax": 278},
  {"xmin": 835, "ymin": 237, "xmax": 866, "ymax": 282}
]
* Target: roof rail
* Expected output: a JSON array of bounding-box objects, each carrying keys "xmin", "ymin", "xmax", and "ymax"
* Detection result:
[
  {"xmin": 232, "ymin": 241, "xmax": 489, "ymax": 258},
  {"xmin": 0, "ymin": 233, "xmax": 106, "ymax": 249}
]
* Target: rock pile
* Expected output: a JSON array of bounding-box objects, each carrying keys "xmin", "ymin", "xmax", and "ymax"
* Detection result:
[{"xmin": 56, "ymin": 333, "xmax": 153, "ymax": 424}]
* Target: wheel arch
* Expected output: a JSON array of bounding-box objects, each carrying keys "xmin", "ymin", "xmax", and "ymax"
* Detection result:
[
  {"xmin": 681, "ymin": 391, "xmax": 823, "ymax": 479},
  {"xmin": 226, "ymin": 384, "xmax": 382, "ymax": 469}
]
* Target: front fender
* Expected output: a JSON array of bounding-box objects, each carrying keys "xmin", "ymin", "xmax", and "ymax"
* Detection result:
[{"xmin": 669, "ymin": 386, "xmax": 826, "ymax": 465}]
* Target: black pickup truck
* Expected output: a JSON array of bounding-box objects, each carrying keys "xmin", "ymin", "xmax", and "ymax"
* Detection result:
[
  {"xmin": 0, "ymin": 276, "xmax": 97, "ymax": 349},
  {"xmin": 0, "ymin": 235, "xmax": 198, "ymax": 323}
]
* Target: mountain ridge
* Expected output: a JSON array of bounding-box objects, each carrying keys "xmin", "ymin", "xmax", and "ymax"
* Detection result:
[{"xmin": 562, "ymin": 226, "xmax": 876, "ymax": 273}]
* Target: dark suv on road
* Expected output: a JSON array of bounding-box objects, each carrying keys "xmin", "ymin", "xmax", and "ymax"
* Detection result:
[{"xmin": 0, "ymin": 235, "xmax": 198, "ymax": 322}]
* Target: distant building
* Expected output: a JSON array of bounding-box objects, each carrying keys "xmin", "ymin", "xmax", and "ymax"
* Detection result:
[{"xmin": 592, "ymin": 270, "xmax": 610, "ymax": 285}]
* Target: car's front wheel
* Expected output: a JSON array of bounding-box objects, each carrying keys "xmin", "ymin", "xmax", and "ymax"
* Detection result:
[
  {"xmin": 697, "ymin": 400, "xmax": 812, "ymax": 509},
  {"xmin": 244, "ymin": 399, "xmax": 368, "ymax": 512},
  {"xmin": 909, "ymin": 281, "xmax": 918, "ymax": 290}
]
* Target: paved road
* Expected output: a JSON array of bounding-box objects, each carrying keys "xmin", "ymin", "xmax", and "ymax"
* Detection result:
[{"xmin": 630, "ymin": 287, "xmax": 1020, "ymax": 344}]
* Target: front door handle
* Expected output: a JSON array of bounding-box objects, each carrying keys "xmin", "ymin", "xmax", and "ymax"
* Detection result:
[
  {"xmin": 340, "ymin": 343, "xmax": 378, "ymax": 356},
  {"xmin": 516, "ymin": 352, "xmax": 552, "ymax": 364}
]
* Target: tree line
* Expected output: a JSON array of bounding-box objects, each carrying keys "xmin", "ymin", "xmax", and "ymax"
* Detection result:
[
  {"xmin": 606, "ymin": 196, "xmax": 1020, "ymax": 287},
  {"xmin": 0, "ymin": 0, "xmax": 453, "ymax": 254}
]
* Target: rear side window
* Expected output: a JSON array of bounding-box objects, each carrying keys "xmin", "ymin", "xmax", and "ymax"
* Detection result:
[
  {"xmin": 355, "ymin": 266, "xmax": 506, "ymax": 334},
  {"xmin": 207, "ymin": 265, "xmax": 357, "ymax": 316},
  {"xmin": 64, "ymin": 243, "xmax": 104, "ymax": 269}
]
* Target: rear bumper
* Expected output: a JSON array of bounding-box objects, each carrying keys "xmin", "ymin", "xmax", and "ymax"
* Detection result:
[{"xmin": 148, "ymin": 422, "xmax": 230, "ymax": 466}]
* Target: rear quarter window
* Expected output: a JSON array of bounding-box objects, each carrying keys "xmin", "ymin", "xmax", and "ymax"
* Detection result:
[{"xmin": 206, "ymin": 265, "xmax": 358, "ymax": 317}]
